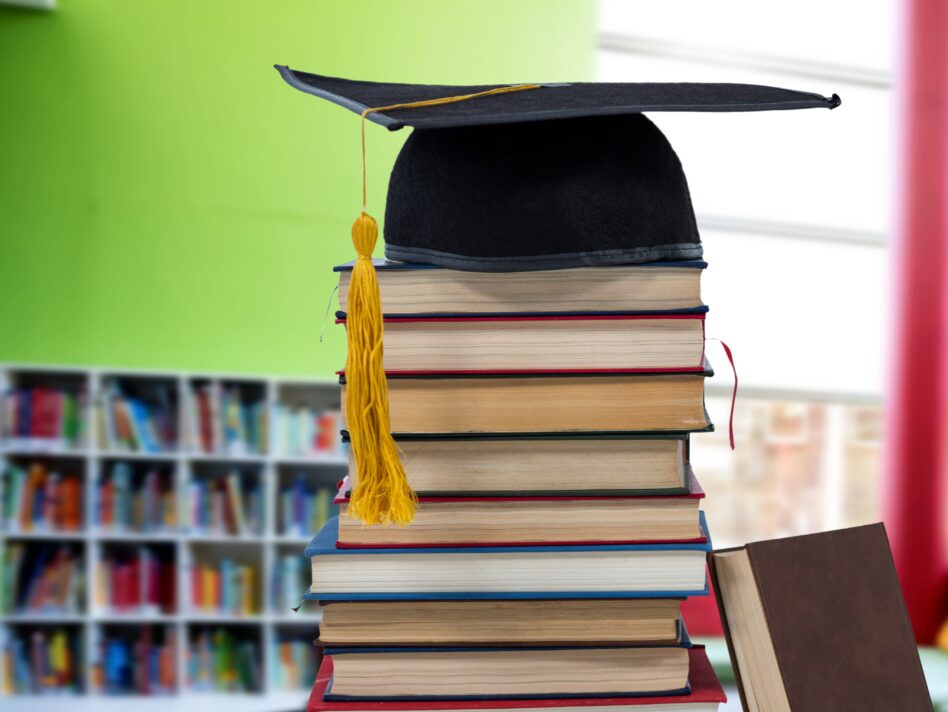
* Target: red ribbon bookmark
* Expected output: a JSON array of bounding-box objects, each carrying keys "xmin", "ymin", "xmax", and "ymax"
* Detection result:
[{"xmin": 707, "ymin": 338, "xmax": 738, "ymax": 450}]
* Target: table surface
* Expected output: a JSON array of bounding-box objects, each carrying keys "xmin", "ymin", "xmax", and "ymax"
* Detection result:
[{"xmin": 699, "ymin": 638, "xmax": 948, "ymax": 710}]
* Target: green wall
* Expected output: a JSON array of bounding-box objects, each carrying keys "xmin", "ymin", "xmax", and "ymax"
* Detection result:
[{"xmin": 0, "ymin": 0, "xmax": 595, "ymax": 376}]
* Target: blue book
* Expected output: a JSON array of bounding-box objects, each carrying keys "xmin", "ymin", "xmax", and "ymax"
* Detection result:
[{"xmin": 305, "ymin": 514, "xmax": 711, "ymax": 602}]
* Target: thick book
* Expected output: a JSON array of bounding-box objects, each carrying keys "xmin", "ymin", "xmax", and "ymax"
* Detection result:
[
  {"xmin": 307, "ymin": 646, "xmax": 725, "ymax": 711},
  {"xmin": 340, "ymin": 367, "xmax": 713, "ymax": 436},
  {"xmin": 305, "ymin": 515, "xmax": 711, "ymax": 602},
  {"xmin": 334, "ymin": 260, "xmax": 706, "ymax": 317},
  {"xmin": 337, "ymin": 315, "xmax": 705, "ymax": 373},
  {"xmin": 334, "ymin": 471, "xmax": 704, "ymax": 547},
  {"xmin": 709, "ymin": 523, "xmax": 931, "ymax": 711},
  {"xmin": 317, "ymin": 599, "xmax": 684, "ymax": 648},
  {"xmin": 322, "ymin": 639, "xmax": 693, "ymax": 701},
  {"xmin": 342, "ymin": 433, "xmax": 693, "ymax": 496}
]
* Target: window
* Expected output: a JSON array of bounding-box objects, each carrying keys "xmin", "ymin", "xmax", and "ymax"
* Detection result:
[{"xmin": 597, "ymin": 0, "xmax": 894, "ymax": 546}]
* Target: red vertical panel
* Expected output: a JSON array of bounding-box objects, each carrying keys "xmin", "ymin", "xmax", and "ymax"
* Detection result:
[
  {"xmin": 681, "ymin": 573, "xmax": 723, "ymax": 635},
  {"xmin": 886, "ymin": 0, "xmax": 948, "ymax": 643}
]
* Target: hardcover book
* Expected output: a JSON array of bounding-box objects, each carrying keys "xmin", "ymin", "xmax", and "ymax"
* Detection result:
[
  {"xmin": 334, "ymin": 260, "xmax": 707, "ymax": 317},
  {"xmin": 322, "ymin": 638, "xmax": 693, "ymax": 700},
  {"xmin": 337, "ymin": 314, "xmax": 706, "ymax": 373},
  {"xmin": 342, "ymin": 433, "xmax": 694, "ymax": 496},
  {"xmin": 709, "ymin": 523, "xmax": 931, "ymax": 711},
  {"xmin": 339, "ymin": 367, "xmax": 713, "ymax": 436},
  {"xmin": 317, "ymin": 599, "xmax": 684, "ymax": 647},
  {"xmin": 307, "ymin": 646, "xmax": 725, "ymax": 711},
  {"xmin": 335, "ymin": 471, "xmax": 705, "ymax": 547},
  {"xmin": 306, "ymin": 515, "xmax": 712, "ymax": 601}
]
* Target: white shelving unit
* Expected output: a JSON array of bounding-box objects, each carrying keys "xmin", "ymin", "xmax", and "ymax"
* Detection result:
[{"xmin": 0, "ymin": 364, "xmax": 347, "ymax": 711}]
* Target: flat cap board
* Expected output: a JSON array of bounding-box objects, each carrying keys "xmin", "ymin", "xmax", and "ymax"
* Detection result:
[{"xmin": 275, "ymin": 66, "xmax": 841, "ymax": 131}]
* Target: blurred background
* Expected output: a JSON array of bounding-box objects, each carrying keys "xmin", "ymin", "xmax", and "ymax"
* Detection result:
[{"xmin": 1, "ymin": 0, "xmax": 945, "ymax": 709}]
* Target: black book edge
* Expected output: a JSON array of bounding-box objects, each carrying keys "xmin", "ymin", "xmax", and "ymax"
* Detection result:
[
  {"xmin": 333, "ymin": 259, "xmax": 709, "ymax": 272},
  {"xmin": 338, "ymin": 360, "xmax": 714, "ymax": 383}
]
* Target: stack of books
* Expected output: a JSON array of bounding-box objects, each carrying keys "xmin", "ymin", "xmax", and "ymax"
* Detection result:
[{"xmin": 302, "ymin": 260, "xmax": 725, "ymax": 712}]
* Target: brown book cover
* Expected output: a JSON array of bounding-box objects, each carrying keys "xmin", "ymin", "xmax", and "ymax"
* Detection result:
[{"xmin": 709, "ymin": 523, "xmax": 931, "ymax": 711}]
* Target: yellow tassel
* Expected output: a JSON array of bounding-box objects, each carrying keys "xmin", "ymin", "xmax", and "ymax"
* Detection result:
[
  {"xmin": 343, "ymin": 83, "xmax": 542, "ymax": 525},
  {"xmin": 345, "ymin": 212, "xmax": 417, "ymax": 525}
]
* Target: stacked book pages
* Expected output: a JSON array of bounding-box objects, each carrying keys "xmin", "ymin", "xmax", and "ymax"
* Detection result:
[{"xmin": 304, "ymin": 259, "xmax": 726, "ymax": 712}]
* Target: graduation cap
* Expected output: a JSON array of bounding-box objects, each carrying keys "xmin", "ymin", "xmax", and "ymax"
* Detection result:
[{"xmin": 276, "ymin": 66, "xmax": 839, "ymax": 524}]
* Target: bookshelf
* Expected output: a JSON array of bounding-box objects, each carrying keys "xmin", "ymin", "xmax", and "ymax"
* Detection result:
[{"xmin": 0, "ymin": 364, "xmax": 346, "ymax": 710}]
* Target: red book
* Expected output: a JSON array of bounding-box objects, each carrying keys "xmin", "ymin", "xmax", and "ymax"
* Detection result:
[
  {"xmin": 160, "ymin": 562, "xmax": 176, "ymax": 613},
  {"xmin": 63, "ymin": 478, "xmax": 81, "ymax": 530},
  {"xmin": 139, "ymin": 627, "xmax": 152, "ymax": 695},
  {"xmin": 129, "ymin": 558, "xmax": 141, "ymax": 607},
  {"xmin": 308, "ymin": 647, "xmax": 725, "ymax": 711},
  {"xmin": 318, "ymin": 413, "xmax": 337, "ymax": 451},
  {"xmin": 30, "ymin": 389, "xmax": 60, "ymax": 439},
  {"xmin": 114, "ymin": 564, "xmax": 128, "ymax": 610},
  {"xmin": 196, "ymin": 389, "xmax": 214, "ymax": 452}
]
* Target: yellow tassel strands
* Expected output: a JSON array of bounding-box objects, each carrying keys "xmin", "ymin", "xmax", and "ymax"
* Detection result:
[{"xmin": 345, "ymin": 83, "xmax": 541, "ymax": 525}]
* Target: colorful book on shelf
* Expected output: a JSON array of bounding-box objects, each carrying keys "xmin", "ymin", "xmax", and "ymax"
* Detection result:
[
  {"xmin": 2, "ymin": 543, "xmax": 84, "ymax": 614},
  {"xmin": 281, "ymin": 476, "xmax": 336, "ymax": 537},
  {"xmin": 334, "ymin": 259, "xmax": 707, "ymax": 317},
  {"xmin": 186, "ymin": 627, "xmax": 261, "ymax": 693},
  {"xmin": 100, "ymin": 381, "xmax": 176, "ymax": 453},
  {"xmin": 97, "ymin": 627, "xmax": 176, "ymax": 695},
  {"xmin": 272, "ymin": 553, "xmax": 310, "ymax": 613},
  {"xmin": 342, "ymin": 433, "xmax": 693, "ymax": 496},
  {"xmin": 339, "ymin": 367, "xmax": 713, "ymax": 436},
  {"xmin": 2, "ymin": 628, "xmax": 81, "ymax": 694},
  {"xmin": 2, "ymin": 462, "xmax": 82, "ymax": 532},
  {"xmin": 186, "ymin": 383, "xmax": 267, "ymax": 455},
  {"xmin": 322, "ymin": 631, "xmax": 694, "ymax": 701},
  {"xmin": 305, "ymin": 515, "xmax": 711, "ymax": 602},
  {"xmin": 95, "ymin": 546, "xmax": 176, "ymax": 613},
  {"xmin": 187, "ymin": 472, "xmax": 262, "ymax": 536},
  {"xmin": 336, "ymin": 314, "xmax": 706, "ymax": 373},
  {"xmin": 270, "ymin": 633, "xmax": 322, "ymax": 691},
  {"xmin": 95, "ymin": 462, "xmax": 175, "ymax": 532},
  {"xmin": 1, "ymin": 386, "xmax": 83, "ymax": 446},
  {"xmin": 190, "ymin": 559, "xmax": 257, "ymax": 616},
  {"xmin": 334, "ymin": 472, "xmax": 705, "ymax": 547},
  {"xmin": 308, "ymin": 647, "xmax": 725, "ymax": 711},
  {"xmin": 272, "ymin": 404, "xmax": 343, "ymax": 457},
  {"xmin": 318, "ymin": 599, "xmax": 684, "ymax": 648}
]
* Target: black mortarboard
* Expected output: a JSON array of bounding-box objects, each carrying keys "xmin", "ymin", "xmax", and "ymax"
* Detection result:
[
  {"xmin": 276, "ymin": 65, "xmax": 838, "ymax": 526},
  {"xmin": 277, "ymin": 66, "xmax": 839, "ymax": 270}
]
